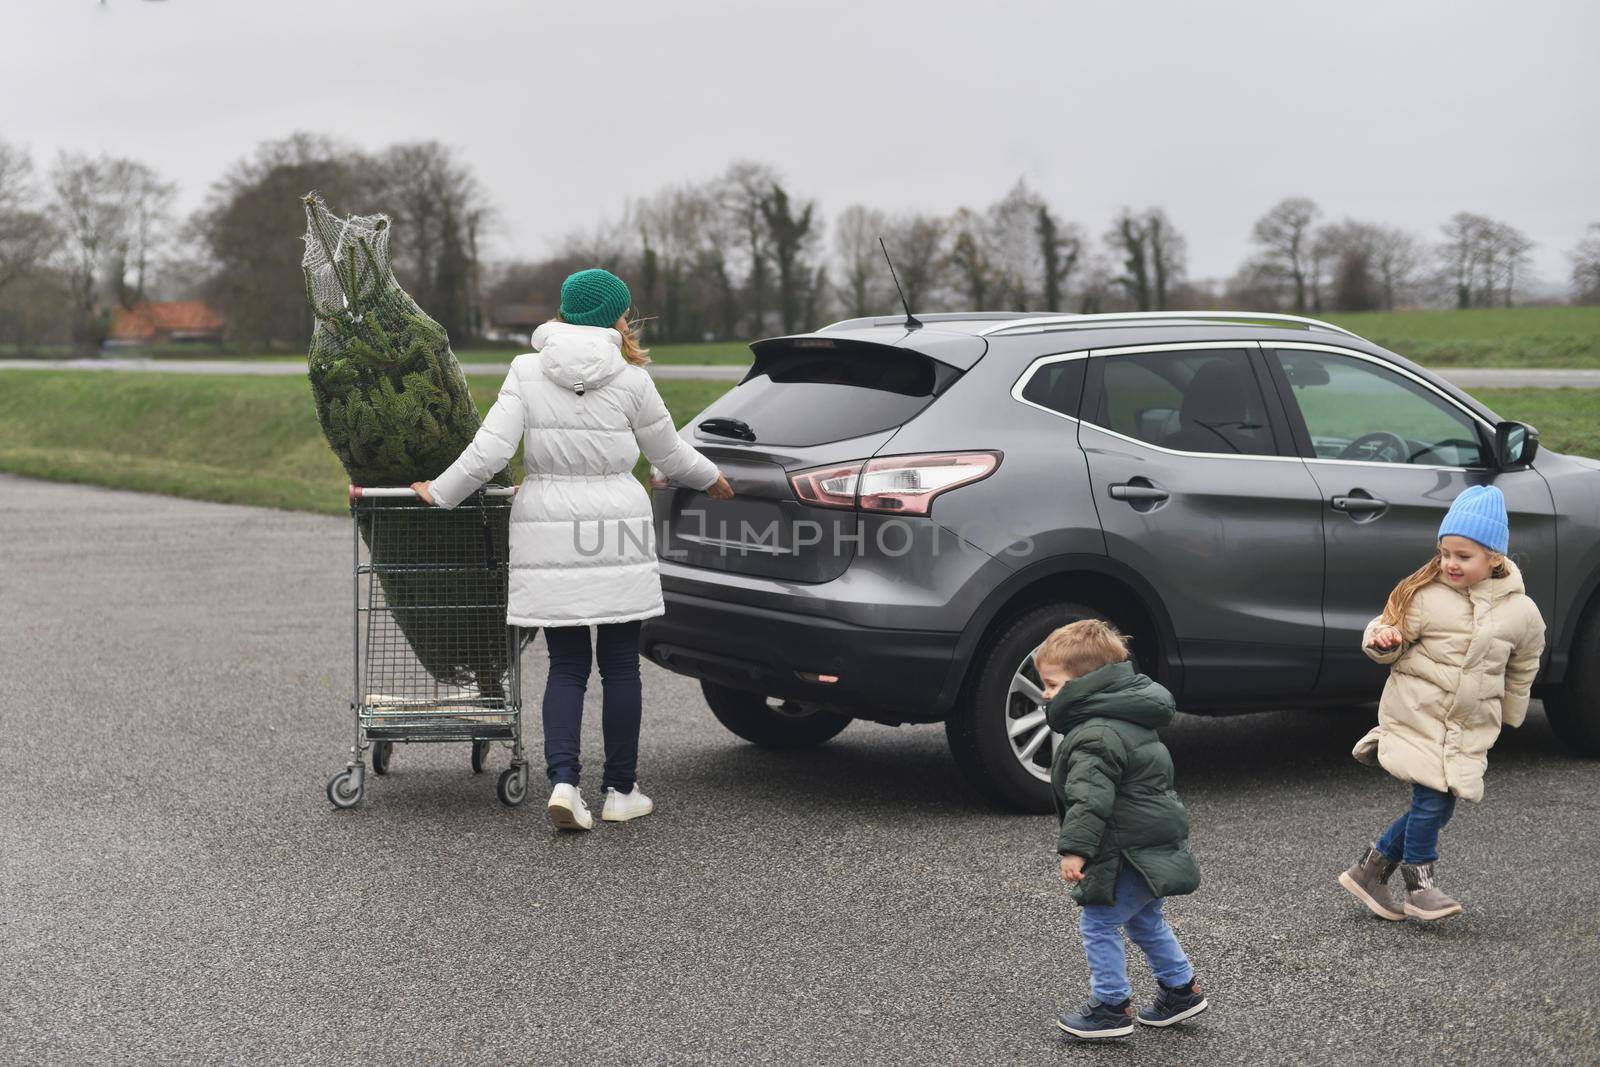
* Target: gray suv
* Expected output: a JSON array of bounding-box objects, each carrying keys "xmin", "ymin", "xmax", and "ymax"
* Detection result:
[{"xmin": 642, "ymin": 311, "xmax": 1600, "ymax": 811}]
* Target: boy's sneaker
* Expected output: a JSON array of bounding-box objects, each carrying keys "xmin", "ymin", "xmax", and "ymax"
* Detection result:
[
  {"xmin": 601, "ymin": 784, "xmax": 654, "ymax": 823},
  {"xmin": 1137, "ymin": 979, "xmax": 1209, "ymax": 1027},
  {"xmin": 546, "ymin": 783, "xmax": 593, "ymax": 831},
  {"xmin": 1056, "ymin": 998, "xmax": 1135, "ymax": 1040}
]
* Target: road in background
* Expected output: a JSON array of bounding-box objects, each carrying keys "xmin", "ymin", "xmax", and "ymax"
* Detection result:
[{"xmin": 2, "ymin": 473, "xmax": 1597, "ymax": 1065}]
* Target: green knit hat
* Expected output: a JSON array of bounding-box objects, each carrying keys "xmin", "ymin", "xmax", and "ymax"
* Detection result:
[{"xmin": 559, "ymin": 268, "xmax": 632, "ymax": 328}]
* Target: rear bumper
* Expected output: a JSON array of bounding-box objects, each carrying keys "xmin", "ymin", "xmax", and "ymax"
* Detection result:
[{"xmin": 641, "ymin": 590, "xmax": 960, "ymax": 723}]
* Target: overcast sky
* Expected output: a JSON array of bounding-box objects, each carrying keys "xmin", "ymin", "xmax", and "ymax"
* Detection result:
[{"xmin": 4, "ymin": 0, "xmax": 1597, "ymax": 291}]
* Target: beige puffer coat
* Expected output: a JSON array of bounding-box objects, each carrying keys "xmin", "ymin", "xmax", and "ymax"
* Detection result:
[{"xmin": 1353, "ymin": 560, "xmax": 1545, "ymax": 802}]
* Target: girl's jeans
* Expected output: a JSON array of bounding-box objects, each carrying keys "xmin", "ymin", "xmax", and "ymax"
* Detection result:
[
  {"xmin": 540, "ymin": 621, "xmax": 643, "ymax": 793},
  {"xmin": 1375, "ymin": 782, "xmax": 1457, "ymax": 865},
  {"xmin": 1078, "ymin": 864, "xmax": 1195, "ymax": 1006}
]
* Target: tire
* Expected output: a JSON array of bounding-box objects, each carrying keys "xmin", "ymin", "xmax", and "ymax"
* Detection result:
[
  {"xmin": 497, "ymin": 765, "xmax": 527, "ymax": 806},
  {"xmin": 700, "ymin": 680, "xmax": 852, "ymax": 749},
  {"xmin": 471, "ymin": 739, "xmax": 491, "ymax": 774},
  {"xmin": 946, "ymin": 602, "xmax": 1108, "ymax": 813},
  {"xmin": 326, "ymin": 768, "xmax": 363, "ymax": 809},
  {"xmin": 1544, "ymin": 604, "xmax": 1600, "ymax": 755},
  {"xmin": 371, "ymin": 740, "xmax": 392, "ymax": 776}
]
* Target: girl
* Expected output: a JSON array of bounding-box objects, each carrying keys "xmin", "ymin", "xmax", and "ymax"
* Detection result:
[
  {"xmin": 1338, "ymin": 484, "xmax": 1545, "ymax": 921},
  {"xmin": 414, "ymin": 268, "xmax": 734, "ymax": 832}
]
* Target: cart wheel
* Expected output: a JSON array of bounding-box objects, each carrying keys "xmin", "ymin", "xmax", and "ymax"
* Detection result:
[
  {"xmin": 471, "ymin": 739, "xmax": 491, "ymax": 774},
  {"xmin": 327, "ymin": 769, "xmax": 363, "ymax": 809},
  {"xmin": 371, "ymin": 740, "xmax": 392, "ymax": 776},
  {"xmin": 497, "ymin": 765, "xmax": 527, "ymax": 807}
]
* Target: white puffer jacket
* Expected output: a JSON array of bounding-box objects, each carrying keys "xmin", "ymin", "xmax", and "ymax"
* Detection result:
[{"xmin": 429, "ymin": 322, "xmax": 718, "ymax": 628}]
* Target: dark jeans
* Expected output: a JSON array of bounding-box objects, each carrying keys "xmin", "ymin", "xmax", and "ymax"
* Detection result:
[
  {"xmin": 1376, "ymin": 783, "xmax": 1457, "ymax": 865},
  {"xmin": 540, "ymin": 620, "xmax": 643, "ymax": 792}
]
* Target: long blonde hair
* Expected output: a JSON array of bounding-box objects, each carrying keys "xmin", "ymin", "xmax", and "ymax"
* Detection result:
[
  {"xmin": 551, "ymin": 312, "xmax": 651, "ymax": 367},
  {"xmin": 1381, "ymin": 551, "xmax": 1508, "ymax": 638}
]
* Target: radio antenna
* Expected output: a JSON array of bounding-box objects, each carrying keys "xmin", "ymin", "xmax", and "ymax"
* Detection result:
[{"xmin": 878, "ymin": 237, "xmax": 922, "ymax": 331}]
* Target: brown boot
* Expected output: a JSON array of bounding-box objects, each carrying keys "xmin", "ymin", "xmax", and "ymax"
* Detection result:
[
  {"xmin": 1400, "ymin": 862, "xmax": 1463, "ymax": 920},
  {"xmin": 1338, "ymin": 844, "xmax": 1404, "ymax": 921}
]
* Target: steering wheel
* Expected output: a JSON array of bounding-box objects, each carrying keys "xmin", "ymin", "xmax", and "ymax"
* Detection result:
[{"xmin": 1337, "ymin": 431, "xmax": 1409, "ymax": 463}]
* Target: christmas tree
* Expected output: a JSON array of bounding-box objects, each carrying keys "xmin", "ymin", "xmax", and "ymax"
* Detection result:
[{"xmin": 302, "ymin": 193, "xmax": 517, "ymax": 692}]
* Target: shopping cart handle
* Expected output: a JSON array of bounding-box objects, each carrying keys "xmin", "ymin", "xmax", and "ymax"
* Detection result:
[{"xmin": 347, "ymin": 484, "xmax": 518, "ymax": 504}]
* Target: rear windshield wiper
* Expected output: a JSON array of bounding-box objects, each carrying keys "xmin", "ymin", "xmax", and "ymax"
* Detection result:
[{"xmin": 698, "ymin": 417, "xmax": 756, "ymax": 442}]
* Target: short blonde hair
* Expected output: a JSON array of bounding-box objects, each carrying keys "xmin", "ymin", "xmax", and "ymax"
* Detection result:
[{"xmin": 1034, "ymin": 618, "xmax": 1129, "ymax": 679}]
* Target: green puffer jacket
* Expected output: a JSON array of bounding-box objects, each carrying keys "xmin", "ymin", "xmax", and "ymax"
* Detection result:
[{"xmin": 1049, "ymin": 661, "xmax": 1201, "ymax": 907}]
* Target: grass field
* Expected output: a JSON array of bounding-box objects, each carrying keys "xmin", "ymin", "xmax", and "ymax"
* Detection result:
[
  {"xmin": 0, "ymin": 341, "xmax": 757, "ymax": 365},
  {"xmin": 0, "ymin": 371, "xmax": 1593, "ymax": 517},
  {"xmin": 1321, "ymin": 307, "xmax": 1600, "ymax": 368},
  {"xmin": 0, "ymin": 372, "xmax": 731, "ymax": 516},
  {"xmin": 8, "ymin": 306, "xmax": 1597, "ymax": 368}
]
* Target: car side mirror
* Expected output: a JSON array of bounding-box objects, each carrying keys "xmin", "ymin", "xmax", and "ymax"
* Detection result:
[{"xmin": 1494, "ymin": 420, "xmax": 1539, "ymax": 469}]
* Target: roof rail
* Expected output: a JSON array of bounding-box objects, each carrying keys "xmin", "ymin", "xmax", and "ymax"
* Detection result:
[
  {"xmin": 976, "ymin": 311, "xmax": 1362, "ymax": 340},
  {"xmin": 818, "ymin": 311, "xmax": 1032, "ymax": 332}
]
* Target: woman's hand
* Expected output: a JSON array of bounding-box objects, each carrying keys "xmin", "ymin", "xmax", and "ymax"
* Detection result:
[
  {"xmin": 1368, "ymin": 624, "xmax": 1403, "ymax": 651},
  {"xmin": 1059, "ymin": 855, "xmax": 1086, "ymax": 883},
  {"xmin": 411, "ymin": 480, "xmax": 435, "ymax": 505},
  {"xmin": 706, "ymin": 472, "xmax": 734, "ymax": 500}
]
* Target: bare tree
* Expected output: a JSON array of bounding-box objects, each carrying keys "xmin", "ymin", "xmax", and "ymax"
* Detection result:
[
  {"xmin": 375, "ymin": 142, "xmax": 493, "ymax": 341},
  {"xmin": 947, "ymin": 206, "xmax": 994, "ymax": 309},
  {"xmin": 881, "ymin": 212, "xmax": 945, "ymax": 313},
  {"xmin": 0, "ymin": 140, "xmax": 54, "ymax": 304},
  {"xmin": 1036, "ymin": 205, "xmax": 1081, "ymax": 313},
  {"xmin": 1251, "ymin": 197, "xmax": 1320, "ymax": 312},
  {"xmin": 105, "ymin": 158, "xmax": 175, "ymax": 308},
  {"xmin": 51, "ymin": 152, "xmax": 138, "ymax": 348},
  {"xmin": 758, "ymin": 181, "xmax": 817, "ymax": 334},
  {"xmin": 833, "ymin": 203, "xmax": 888, "ymax": 318},
  {"xmin": 1569, "ymin": 222, "xmax": 1600, "ymax": 305},
  {"xmin": 987, "ymin": 179, "xmax": 1047, "ymax": 310},
  {"xmin": 1145, "ymin": 208, "xmax": 1186, "ymax": 311},
  {"xmin": 721, "ymin": 160, "xmax": 779, "ymax": 335},
  {"xmin": 1372, "ymin": 225, "xmax": 1424, "ymax": 310},
  {"xmin": 1438, "ymin": 213, "xmax": 1535, "ymax": 308},
  {"xmin": 195, "ymin": 132, "xmax": 379, "ymax": 348}
]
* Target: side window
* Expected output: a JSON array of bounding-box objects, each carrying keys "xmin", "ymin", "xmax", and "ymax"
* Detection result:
[
  {"xmin": 1088, "ymin": 348, "xmax": 1277, "ymax": 456},
  {"xmin": 1271, "ymin": 349, "xmax": 1488, "ymax": 467},
  {"xmin": 1017, "ymin": 356, "xmax": 1086, "ymax": 417}
]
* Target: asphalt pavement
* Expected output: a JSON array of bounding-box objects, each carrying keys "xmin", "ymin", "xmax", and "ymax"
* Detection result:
[
  {"xmin": 2, "ymin": 357, "xmax": 1599, "ymax": 388},
  {"xmin": 2, "ymin": 473, "xmax": 1597, "ymax": 1065}
]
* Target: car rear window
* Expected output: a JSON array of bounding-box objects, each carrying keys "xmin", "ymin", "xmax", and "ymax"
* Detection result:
[{"xmin": 696, "ymin": 345, "xmax": 956, "ymax": 447}]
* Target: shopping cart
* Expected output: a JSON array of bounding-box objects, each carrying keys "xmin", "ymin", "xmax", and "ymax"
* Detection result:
[{"xmin": 326, "ymin": 485, "xmax": 530, "ymax": 808}]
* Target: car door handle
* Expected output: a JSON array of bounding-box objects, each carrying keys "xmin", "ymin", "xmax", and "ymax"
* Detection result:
[
  {"xmin": 1331, "ymin": 495, "xmax": 1388, "ymax": 513},
  {"xmin": 1110, "ymin": 484, "xmax": 1170, "ymax": 503}
]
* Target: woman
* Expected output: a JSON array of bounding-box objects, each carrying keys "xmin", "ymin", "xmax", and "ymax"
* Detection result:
[{"xmin": 415, "ymin": 268, "xmax": 733, "ymax": 831}]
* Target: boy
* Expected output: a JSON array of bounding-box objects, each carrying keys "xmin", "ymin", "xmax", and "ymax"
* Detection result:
[{"xmin": 1040, "ymin": 619, "xmax": 1207, "ymax": 1040}]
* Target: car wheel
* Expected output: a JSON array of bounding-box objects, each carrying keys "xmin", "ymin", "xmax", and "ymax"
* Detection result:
[
  {"xmin": 700, "ymin": 680, "xmax": 853, "ymax": 749},
  {"xmin": 1543, "ymin": 604, "xmax": 1600, "ymax": 756},
  {"xmin": 946, "ymin": 602, "xmax": 1109, "ymax": 813}
]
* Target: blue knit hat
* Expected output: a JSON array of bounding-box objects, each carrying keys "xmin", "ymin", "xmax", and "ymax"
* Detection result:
[
  {"xmin": 1438, "ymin": 485, "xmax": 1508, "ymax": 554},
  {"xmin": 559, "ymin": 268, "xmax": 632, "ymax": 328}
]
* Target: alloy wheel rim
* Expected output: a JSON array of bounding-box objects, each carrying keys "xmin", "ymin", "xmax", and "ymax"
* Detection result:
[{"xmin": 1006, "ymin": 647, "xmax": 1058, "ymax": 783}]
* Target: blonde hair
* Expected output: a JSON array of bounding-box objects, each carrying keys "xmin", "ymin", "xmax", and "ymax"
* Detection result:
[
  {"xmin": 551, "ymin": 312, "xmax": 651, "ymax": 366},
  {"xmin": 1034, "ymin": 619, "xmax": 1130, "ymax": 679},
  {"xmin": 1380, "ymin": 549, "xmax": 1509, "ymax": 638}
]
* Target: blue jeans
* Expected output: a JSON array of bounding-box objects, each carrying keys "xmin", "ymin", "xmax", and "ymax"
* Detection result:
[
  {"xmin": 540, "ymin": 621, "xmax": 643, "ymax": 792},
  {"xmin": 1375, "ymin": 783, "xmax": 1457, "ymax": 865},
  {"xmin": 1078, "ymin": 864, "xmax": 1195, "ymax": 1006}
]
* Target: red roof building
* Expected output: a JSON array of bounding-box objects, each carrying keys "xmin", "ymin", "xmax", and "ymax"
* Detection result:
[{"xmin": 107, "ymin": 301, "xmax": 225, "ymax": 346}]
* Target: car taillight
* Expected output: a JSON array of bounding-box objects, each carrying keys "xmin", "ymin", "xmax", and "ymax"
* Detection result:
[
  {"xmin": 788, "ymin": 452, "xmax": 1000, "ymax": 515},
  {"xmin": 789, "ymin": 462, "xmax": 863, "ymax": 509}
]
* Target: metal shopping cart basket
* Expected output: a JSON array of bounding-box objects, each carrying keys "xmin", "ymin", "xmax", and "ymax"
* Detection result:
[{"xmin": 326, "ymin": 485, "xmax": 530, "ymax": 808}]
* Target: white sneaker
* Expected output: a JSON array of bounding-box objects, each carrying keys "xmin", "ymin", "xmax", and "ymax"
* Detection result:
[
  {"xmin": 601, "ymin": 784, "xmax": 655, "ymax": 823},
  {"xmin": 546, "ymin": 783, "xmax": 593, "ymax": 831}
]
